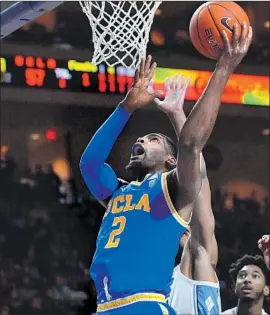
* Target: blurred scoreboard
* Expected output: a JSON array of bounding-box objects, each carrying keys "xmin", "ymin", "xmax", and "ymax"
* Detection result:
[
  {"xmin": 0, "ymin": 54, "xmax": 135, "ymax": 94},
  {"xmin": 1, "ymin": 54, "xmax": 269, "ymax": 106}
]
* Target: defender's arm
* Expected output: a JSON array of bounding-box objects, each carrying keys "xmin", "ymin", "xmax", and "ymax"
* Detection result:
[{"xmin": 190, "ymin": 176, "xmax": 217, "ymax": 267}]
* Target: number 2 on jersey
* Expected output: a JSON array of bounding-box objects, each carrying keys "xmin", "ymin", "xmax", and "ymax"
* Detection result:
[{"xmin": 105, "ymin": 216, "xmax": 126, "ymax": 248}]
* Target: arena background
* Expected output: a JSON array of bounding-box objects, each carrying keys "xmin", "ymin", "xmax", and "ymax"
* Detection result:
[{"xmin": 0, "ymin": 1, "xmax": 269, "ymax": 314}]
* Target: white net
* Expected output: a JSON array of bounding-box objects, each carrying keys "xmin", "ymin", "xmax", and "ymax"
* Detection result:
[{"xmin": 79, "ymin": 1, "xmax": 162, "ymax": 68}]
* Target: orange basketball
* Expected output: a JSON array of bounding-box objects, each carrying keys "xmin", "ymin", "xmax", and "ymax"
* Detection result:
[{"xmin": 189, "ymin": 1, "xmax": 250, "ymax": 59}]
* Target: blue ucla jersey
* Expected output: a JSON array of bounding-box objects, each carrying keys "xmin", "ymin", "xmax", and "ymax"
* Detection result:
[{"xmin": 90, "ymin": 172, "xmax": 189, "ymax": 304}]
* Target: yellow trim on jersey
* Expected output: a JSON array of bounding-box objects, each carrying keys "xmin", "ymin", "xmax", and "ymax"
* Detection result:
[
  {"xmin": 161, "ymin": 172, "xmax": 189, "ymax": 227},
  {"xmin": 97, "ymin": 292, "xmax": 166, "ymax": 311}
]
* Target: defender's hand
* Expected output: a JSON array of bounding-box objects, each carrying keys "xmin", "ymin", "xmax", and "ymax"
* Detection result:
[
  {"xmin": 218, "ymin": 22, "xmax": 253, "ymax": 72},
  {"xmin": 121, "ymin": 55, "xmax": 162, "ymax": 113},
  {"xmin": 258, "ymin": 235, "xmax": 270, "ymax": 270},
  {"xmin": 154, "ymin": 75, "xmax": 190, "ymax": 115}
]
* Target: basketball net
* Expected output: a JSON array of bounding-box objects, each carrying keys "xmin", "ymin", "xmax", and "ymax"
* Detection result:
[{"xmin": 79, "ymin": 1, "xmax": 162, "ymax": 69}]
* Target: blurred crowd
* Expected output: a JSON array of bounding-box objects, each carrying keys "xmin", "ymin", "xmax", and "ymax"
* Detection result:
[
  {"xmin": 4, "ymin": 2, "xmax": 270, "ymax": 66},
  {"xmin": 0, "ymin": 153, "xmax": 269, "ymax": 314},
  {"xmin": 0, "ymin": 153, "xmax": 101, "ymax": 315}
]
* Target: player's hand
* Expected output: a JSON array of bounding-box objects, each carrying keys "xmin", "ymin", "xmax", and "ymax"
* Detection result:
[
  {"xmin": 217, "ymin": 22, "xmax": 253, "ymax": 72},
  {"xmin": 154, "ymin": 75, "xmax": 190, "ymax": 115},
  {"xmin": 258, "ymin": 234, "xmax": 270, "ymax": 270},
  {"xmin": 121, "ymin": 55, "xmax": 162, "ymax": 113}
]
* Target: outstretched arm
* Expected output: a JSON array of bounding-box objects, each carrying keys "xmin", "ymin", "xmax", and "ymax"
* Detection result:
[
  {"xmin": 80, "ymin": 55, "xmax": 161, "ymax": 203},
  {"xmin": 171, "ymin": 23, "xmax": 252, "ymax": 209}
]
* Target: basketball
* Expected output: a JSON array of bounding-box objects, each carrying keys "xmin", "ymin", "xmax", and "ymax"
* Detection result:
[{"xmin": 189, "ymin": 1, "xmax": 250, "ymax": 59}]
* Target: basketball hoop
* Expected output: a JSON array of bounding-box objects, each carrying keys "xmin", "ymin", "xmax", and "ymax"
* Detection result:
[{"xmin": 79, "ymin": 1, "xmax": 162, "ymax": 68}]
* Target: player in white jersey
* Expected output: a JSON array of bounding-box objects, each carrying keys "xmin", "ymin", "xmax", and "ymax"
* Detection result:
[
  {"xmin": 156, "ymin": 75, "xmax": 221, "ymax": 315},
  {"xmin": 222, "ymin": 254, "xmax": 269, "ymax": 315},
  {"xmin": 168, "ymin": 181, "xmax": 221, "ymax": 315}
]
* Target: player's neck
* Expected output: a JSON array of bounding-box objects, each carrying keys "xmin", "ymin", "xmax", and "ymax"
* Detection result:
[
  {"xmin": 236, "ymin": 297, "xmax": 264, "ymax": 315},
  {"xmin": 136, "ymin": 168, "xmax": 166, "ymax": 181}
]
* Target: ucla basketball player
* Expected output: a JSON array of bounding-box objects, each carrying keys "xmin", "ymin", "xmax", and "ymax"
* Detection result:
[
  {"xmin": 156, "ymin": 75, "xmax": 221, "ymax": 315},
  {"xmin": 80, "ymin": 24, "xmax": 252, "ymax": 315}
]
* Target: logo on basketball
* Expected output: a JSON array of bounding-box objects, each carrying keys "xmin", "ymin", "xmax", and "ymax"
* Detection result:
[
  {"xmin": 204, "ymin": 28, "xmax": 221, "ymax": 54},
  {"xmin": 221, "ymin": 17, "xmax": 234, "ymax": 32}
]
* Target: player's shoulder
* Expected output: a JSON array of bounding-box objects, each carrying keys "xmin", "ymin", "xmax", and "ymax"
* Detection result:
[
  {"xmin": 221, "ymin": 307, "xmax": 237, "ymax": 314},
  {"xmin": 117, "ymin": 178, "xmax": 129, "ymax": 188},
  {"xmin": 222, "ymin": 308, "xmax": 269, "ymax": 315},
  {"xmin": 162, "ymin": 169, "xmax": 177, "ymax": 191}
]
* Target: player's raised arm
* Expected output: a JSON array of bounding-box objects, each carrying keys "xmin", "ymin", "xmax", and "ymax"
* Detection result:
[
  {"xmin": 79, "ymin": 55, "xmax": 161, "ymax": 203},
  {"xmin": 155, "ymin": 75, "xmax": 190, "ymax": 137},
  {"xmin": 155, "ymin": 76, "xmax": 216, "ymax": 261},
  {"xmin": 175, "ymin": 23, "xmax": 252, "ymax": 207}
]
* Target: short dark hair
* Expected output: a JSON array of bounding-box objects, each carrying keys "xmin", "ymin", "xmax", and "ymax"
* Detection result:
[
  {"xmin": 229, "ymin": 254, "xmax": 270, "ymax": 285},
  {"xmin": 158, "ymin": 133, "xmax": 177, "ymax": 157}
]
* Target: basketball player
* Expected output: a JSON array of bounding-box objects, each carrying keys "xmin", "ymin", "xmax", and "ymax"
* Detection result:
[
  {"xmin": 222, "ymin": 255, "xmax": 270, "ymax": 315},
  {"xmin": 80, "ymin": 23, "xmax": 252, "ymax": 315},
  {"xmin": 258, "ymin": 235, "xmax": 270, "ymax": 270},
  {"xmin": 156, "ymin": 74, "xmax": 221, "ymax": 315}
]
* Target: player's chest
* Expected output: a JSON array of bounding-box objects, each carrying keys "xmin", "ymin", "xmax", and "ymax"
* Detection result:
[
  {"xmin": 106, "ymin": 190, "xmax": 151, "ymax": 216},
  {"xmin": 103, "ymin": 175, "xmax": 162, "ymax": 219}
]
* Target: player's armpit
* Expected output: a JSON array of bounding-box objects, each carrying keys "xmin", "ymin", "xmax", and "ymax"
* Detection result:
[
  {"xmin": 199, "ymin": 154, "xmax": 207, "ymax": 178},
  {"xmin": 210, "ymin": 235, "xmax": 218, "ymax": 268},
  {"xmin": 189, "ymin": 176, "xmax": 217, "ymax": 265},
  {"xmin": 188, "ymin": 235, "xmax": 218, "ymax": 282}
]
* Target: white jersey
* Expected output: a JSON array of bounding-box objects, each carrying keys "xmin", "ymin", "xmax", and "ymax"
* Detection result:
[
  {"xmin": 168, "ymin": 264, "xmax": 221, "ymax": 315},
  {"xmin": 222, "ymin": 307, "xmax": 269, "ymax": 315}
]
